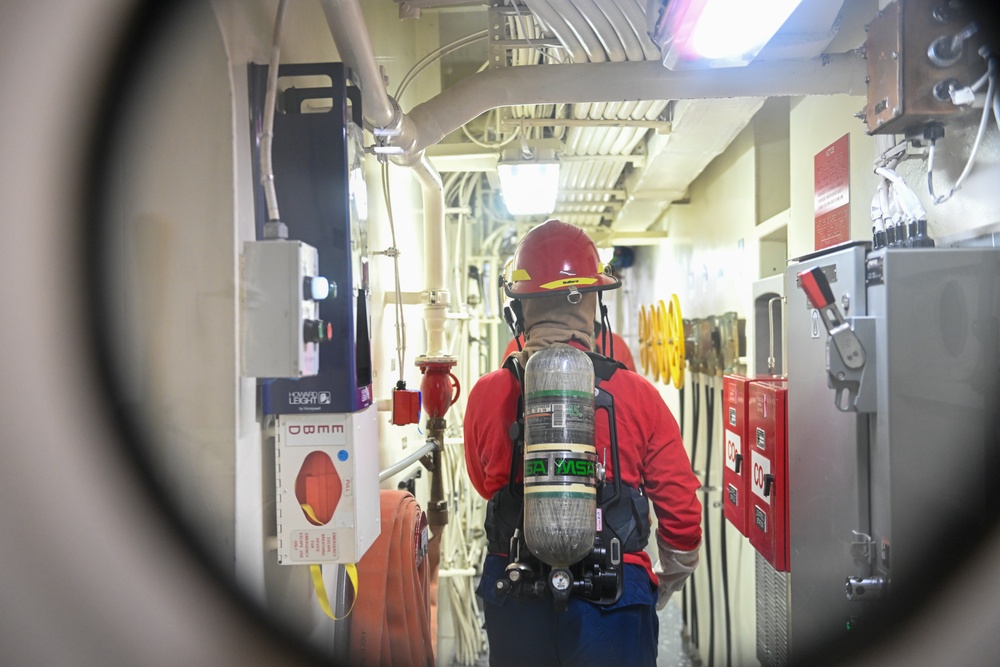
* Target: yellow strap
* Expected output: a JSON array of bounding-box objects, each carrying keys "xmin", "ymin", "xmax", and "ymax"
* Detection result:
[
  {"xmin": 301, "ymin": 503, "xmax": 359, "ymax": 620},
  {"xmin": 301, "ymin": 502, "xmax": 323, "ymax": 526},
  {"xmin": 309, "ymin": 563, "xmax": 358, "ymax": 620}
]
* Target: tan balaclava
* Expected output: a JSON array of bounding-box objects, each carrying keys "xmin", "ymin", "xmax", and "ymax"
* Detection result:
[{"xmin": 514, "ymin": 291, "xmax": 597, "ymax": 366}]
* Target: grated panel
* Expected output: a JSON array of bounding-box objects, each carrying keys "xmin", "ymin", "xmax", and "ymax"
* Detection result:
[{"xmin": 755, "ymin": 552, "xmax": 790, "ymax": 667}]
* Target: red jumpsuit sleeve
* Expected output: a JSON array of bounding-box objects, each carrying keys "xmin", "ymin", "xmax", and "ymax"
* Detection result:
[
  {"xmin": 634, "ymin": 378, "xmax": 702, "ymax": 552},
  {"xmin": 463, "ymin": 370, "xmax": 521, "ymax": 499}
]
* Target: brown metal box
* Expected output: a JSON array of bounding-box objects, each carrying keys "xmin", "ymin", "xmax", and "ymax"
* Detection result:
[{"xmin": 863, "ymin": 0, "xmax": 983, "ymax": 136}]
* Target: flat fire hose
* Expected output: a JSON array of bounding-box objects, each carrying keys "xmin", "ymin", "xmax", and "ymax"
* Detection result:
[
  {"xmin": 349, "ymin": 490, "xmax": 433, "ymax": 667},
  {"xmin": 427, "ymin": 529, "xmax": 441, "ymax": 656}
]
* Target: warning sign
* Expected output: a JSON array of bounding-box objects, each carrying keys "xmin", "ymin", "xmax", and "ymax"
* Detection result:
[
  {"xmin": 290, "ymin": 530, "xmax": 338, "ymax": 561},
  {"xmin": 814, "ymin": 134, "xmax": 850, "ymax": 250}
]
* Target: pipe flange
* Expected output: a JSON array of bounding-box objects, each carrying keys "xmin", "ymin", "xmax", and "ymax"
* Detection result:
[{"xmin": 371, "ymin": 95, "xmax": 405, "ymax": 138}]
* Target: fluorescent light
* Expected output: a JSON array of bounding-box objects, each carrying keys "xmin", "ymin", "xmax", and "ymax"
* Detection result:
[
  {"xmin": 650, "ymin": 0, "xmax": 805, "ymax": 70},
  {"xmin": 497, "ymin": 161, "xmax": 560, "ymax": 216}
]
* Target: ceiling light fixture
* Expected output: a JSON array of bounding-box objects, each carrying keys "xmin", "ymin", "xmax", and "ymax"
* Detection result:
[
  {"xmin": 497, "ymin": 139, "xmax": 561, "ymax": 217},
  {"xmin": 647, "ymin": 0, "xmax": 806, "ymax": 70}
]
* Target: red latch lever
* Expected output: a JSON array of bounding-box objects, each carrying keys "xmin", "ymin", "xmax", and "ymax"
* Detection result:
[{"xmin": 797, "ymin": 266, "xmax": 866, "ymax": 370}]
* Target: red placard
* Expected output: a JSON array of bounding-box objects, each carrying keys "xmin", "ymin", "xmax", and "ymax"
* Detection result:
[{"xmin": 814, "ymin": 134, "xmax": 850, "ymax": 250}]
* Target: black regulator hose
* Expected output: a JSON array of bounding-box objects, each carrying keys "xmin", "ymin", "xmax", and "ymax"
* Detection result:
[
  {"xmin": 679, "ymin": 384, "xmax": 687, "ymax": 632},
  {"xmin": 704, "ymin": 381, "xmax": 716, "ymax": 667},
  {"xmin": 689, "ymin": 376, "xmax": 701, "ymax": 650}
]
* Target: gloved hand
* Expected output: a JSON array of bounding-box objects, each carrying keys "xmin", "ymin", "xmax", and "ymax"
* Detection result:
[{"xmin": 652, "ymin": 534, "xmax": 699, "ymax": 610}]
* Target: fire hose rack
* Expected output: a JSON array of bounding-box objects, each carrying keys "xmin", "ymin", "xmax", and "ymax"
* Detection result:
[{"xmin": 638, "ymin": 294, "xmax": 686, "ymax": 389}]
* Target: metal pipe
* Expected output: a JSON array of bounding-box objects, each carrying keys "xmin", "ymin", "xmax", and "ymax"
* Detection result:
[
  {"xmin": 410, "ymin": 153, "xmax": 450, "ymax": 357},
  {"xmin": 379, "ymin": 438, "xmax": 437, "ymax": 482},
  {"xmin": 620, "ymin": 0, "xmax": 661, "ymax": 61},
  {"xmin": 425, "ymin": 419, "xmax": 449, "ymax": 528},
  {"xmin": 320, "ymin": 0, "xmax": 451, "ymax": 363},
  {"xmin": 543, "ymin": 0, "xmax": 608, "ymax": 62},
  {"xmin": 593, "ymin": 0, "xmax": 644, "ymax": 61},
  {"xmin": 571, "ymin": 0, "xmax": 627, "ymax": 62},
  {"xmin": 406, "ymin": 54, "xmax": 865, "ymax": 154},
  {"xmin": 524, "ymin": 0, "xmax": 589, "ymax": 62},
  {"xmin": 260, "ymin": 0, "xmax": 288, "ymax": 226},
  {"xmin": 501, "ymin": 117, "xmax": 672, "ymax": 130},
  {"xmin": 438, "ymin": 568, "xmax": 477, "ymax": 578},
  {"xmin": 318, "ymin": 0, "xmax": 393, "ymax": 129},
  {"xmin": 318, "ymin": 0, "xmax": 419, "ymax": 156}
]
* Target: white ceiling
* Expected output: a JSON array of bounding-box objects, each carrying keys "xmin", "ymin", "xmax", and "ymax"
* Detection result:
[{"xmin": 411, "ymin": 0, "xmax": 870, "ymax": 239}]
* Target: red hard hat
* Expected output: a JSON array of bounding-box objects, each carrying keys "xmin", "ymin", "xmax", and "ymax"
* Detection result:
[{"xmin": 504, "ymin": 220, "xmax": 620, "ymax": 298}]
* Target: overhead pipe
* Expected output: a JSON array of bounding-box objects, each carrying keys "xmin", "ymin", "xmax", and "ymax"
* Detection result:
[
  {"xmin": 409, "ymin": 154, "xmax": 449, "ymax": 358},
  {"xmin": 592, "ymin": 0, "xmax": 645, "ymax": 61},
  {"xmin": 406, "ymin": 54, "xmax": 865, "ymax": 154},
  {"xmin": 319, "ymin": 0, "xmax": 450, "ymax": 350},
  {"xmin": 565, "ymin": 0, "xmax": 627, "ymax": 62},
  {"xmin": 620, "ymin": 0, "xmax": 661, "ymax": 60},
  {"xmin": 318, "ymin": 0, "xmax": 409, "ymax": 140},
  {"xmin": 320, "ymin": 0, "xmax": 861, "ymax": 165},
  {"xmin": 523, "ymin": 0, "xmax": 590, "ymax": 63}
]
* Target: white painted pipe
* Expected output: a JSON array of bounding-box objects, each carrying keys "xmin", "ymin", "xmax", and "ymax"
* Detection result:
[
  {"xmin": 621, "ymin": 0, "xmax": 662, "ymax": 61},
  {"xmin": 406, "ymin": 54, "xmax": 865, "ymax": 154},
  {"xmin": 318, "ymin": 0, "xmax": 420, "ymax": 156},
  {"xmin": 319, "ymin": 0, "xmax": 392, "ymax": 128},
  {"xmin": 409, "ymin": 153, "xmax": 450, "ymax": 358},
  {"xmin": 524, "ymin": 0, "xmax": 589, "ymax": 62},
  {"xmin": 320, "ymin": 0, "xmax": 449, "ymax": 362},
  {"xmin": 572, "ymin": 0, "xmax": 627, "ymax": 62},
  {"xmin": 544, "ymin": 0, "xmax": 608, "ymax": 62},
  {"xmin": 593, "ymin": 0, "xmax": 644, "ymax": 61},
  {"xmin": 439, "ymin": 568, "xmax": 478, "ymax": 578}
]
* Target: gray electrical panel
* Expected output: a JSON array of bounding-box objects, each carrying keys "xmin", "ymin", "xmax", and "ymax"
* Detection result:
[
  {"xmin": 866, "ymin": 248, "xmax": 1000, "ymax": 587},
  {"xmin": 784, "ymin": 242, "xmax": 872, "ymax": 663},
  {"xmin": 774, "ymin": 244, "xmax": 1000, "ymax": 664}
]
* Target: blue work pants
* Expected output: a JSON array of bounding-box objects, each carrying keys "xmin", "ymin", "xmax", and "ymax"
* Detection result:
[{"xmin": 476, "ymin": 554, "xmax": 659, "ymax": 667}]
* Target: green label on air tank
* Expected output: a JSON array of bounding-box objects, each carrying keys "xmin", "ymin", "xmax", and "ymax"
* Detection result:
[
  {"xmin": 554, "ymin": 458, "xmax": 595, "ymax": 477},
  {"xmin": 525, "ymin": 456, "xmax": 595, "ymax": 479},
  {"xmin": 525, "ymin": 459, "xmax": 548, "ymax": 476}
]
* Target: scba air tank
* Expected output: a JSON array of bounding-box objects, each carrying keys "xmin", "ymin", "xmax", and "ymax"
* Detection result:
[{"xmin": 522, "ymin": 343, "xmax": 597, "ymax": 567}]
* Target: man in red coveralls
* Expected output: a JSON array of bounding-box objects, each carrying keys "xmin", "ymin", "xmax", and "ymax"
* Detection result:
[{"xmin": 464, "ymin": 220, "xmax": 701, "ymax": 666}]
